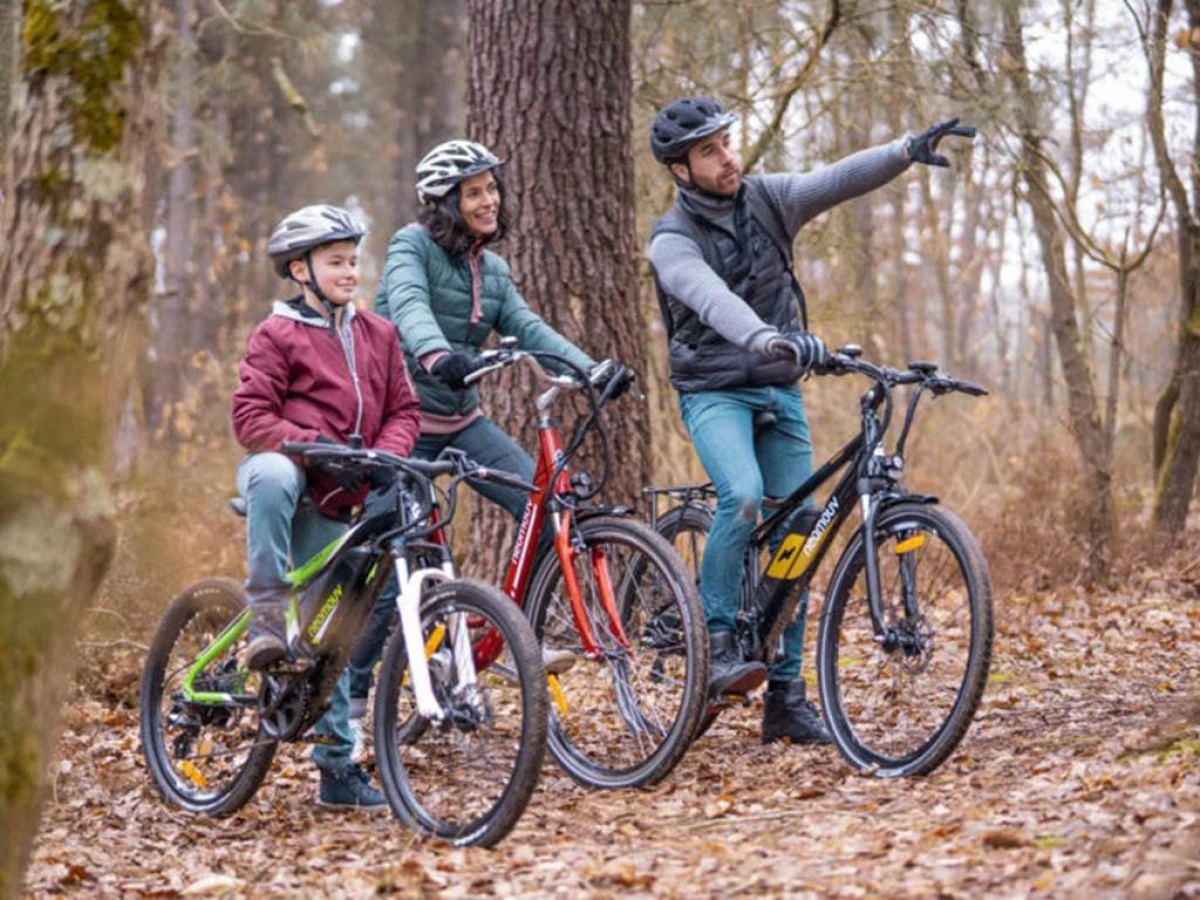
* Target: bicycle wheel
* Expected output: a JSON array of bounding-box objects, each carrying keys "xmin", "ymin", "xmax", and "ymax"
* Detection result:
[
  {"xmin": 816, "ymin": 502, "xmax": 993, "ymax": 777},
  {"xmin": 656, "ymin": 505, "xmax": 726, "ymax": 741},
  {"xmin": 140, "ymin": 578, "xmax": 276, "ymax": 815},
  {"xmin": 526, "ymin": 516, "xmax": 707, "ymax": 789},
  {"xmin": 374, "ymin": 578, "xmax": 547, "ymax": 848}
]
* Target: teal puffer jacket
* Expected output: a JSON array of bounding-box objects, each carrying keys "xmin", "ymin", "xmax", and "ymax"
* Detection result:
[{"xmin": 375, "ymin": 225, "xmax": 596, "ymax": 418}]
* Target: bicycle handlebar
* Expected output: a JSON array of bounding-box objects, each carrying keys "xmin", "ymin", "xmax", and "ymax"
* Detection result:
[
  {"xmin": 820, "ymin": 348, "xmax": 989, "ymax": 399},
  {"xmin": 456, "ymin": 343, "xmax": 637, "ymax": 503},
  {"xmin": 280, "ymin": 441, "xmax": 538, "ymax": 540}
]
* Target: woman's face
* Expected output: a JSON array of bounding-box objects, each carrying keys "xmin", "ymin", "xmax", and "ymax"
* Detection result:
[{"xmin": 458, "ymin": 170, "xmax": 501, "ymax": 237}]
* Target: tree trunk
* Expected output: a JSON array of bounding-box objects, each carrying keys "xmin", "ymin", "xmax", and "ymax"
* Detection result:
[
  {"xmin": 465, "ymin": 0, "xmax": 646, "ymax": 576},
  {"xmin": 0, "ymin": 2, "xmax": 165, "ymax": 894},
  {"xmin": 148, "ymin": 0, "xmax": 195, "ymax": 446},
  {"xmin": 1001, "ymin": 0, "xmax": 1111, "ymax": 579},
  {"xmin": 0, "ymin": 0, "xmax": 16, "ymax": 166},
  {"xmin": 1147, "ymin": 0, "xmax": 1200, "ymax": 532}
]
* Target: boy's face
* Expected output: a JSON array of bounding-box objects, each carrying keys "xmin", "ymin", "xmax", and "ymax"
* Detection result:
[
  {"xmin": 290, "ymin": 240, "xmax": 360, "ymax": 306},
  {"xmin": 671, "ymin": 128, "xmax": 742, "ymax": 196}
]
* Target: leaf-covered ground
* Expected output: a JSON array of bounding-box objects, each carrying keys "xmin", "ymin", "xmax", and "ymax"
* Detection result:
[{"xmin": 24, "ymin": 560, "xmax": 1200, "ymax": 899}]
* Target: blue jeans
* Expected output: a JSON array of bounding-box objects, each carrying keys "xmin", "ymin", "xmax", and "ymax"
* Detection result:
[
  {"xmin": 236, "ymin": 452, "xmax": 354, "ymax": 770},
  {"xmin": 678, "ymin": 384, "xmax": 814, "ymax": 682},
  {"xmin": 346, "ymin": 415, "xmax": 539, "ymax": 706}
]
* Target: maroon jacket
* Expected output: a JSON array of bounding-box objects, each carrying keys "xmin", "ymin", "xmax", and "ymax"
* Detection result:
[{"xmin": 232, "ymin": 299, "xmax": 421, "ymax": 515}]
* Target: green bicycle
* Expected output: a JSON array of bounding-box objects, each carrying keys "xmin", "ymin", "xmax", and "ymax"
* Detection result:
[{"xmin": 139, "ymin": 444, "xmax": 548, "ymax": 847}]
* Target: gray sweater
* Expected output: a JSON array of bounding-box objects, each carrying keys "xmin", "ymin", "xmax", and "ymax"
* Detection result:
[{"xmin": 648, "ymin": 139, "xmax": 911, "ymax": 356}]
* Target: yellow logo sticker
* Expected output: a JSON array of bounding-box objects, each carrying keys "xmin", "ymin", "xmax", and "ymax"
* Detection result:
[{"xmin": 767, "ymin": 534, "xmax": 806, "ymax": 579}]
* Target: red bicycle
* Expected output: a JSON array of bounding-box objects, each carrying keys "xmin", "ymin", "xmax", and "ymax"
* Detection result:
[{"xmin": 460, "ymin": 342, "xmax": 708, "ymax": 789}]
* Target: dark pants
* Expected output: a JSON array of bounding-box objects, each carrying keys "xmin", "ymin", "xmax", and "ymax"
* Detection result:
[{"xmin": 347, "ymin": 416, "xmax": 539, "ymax": 706}]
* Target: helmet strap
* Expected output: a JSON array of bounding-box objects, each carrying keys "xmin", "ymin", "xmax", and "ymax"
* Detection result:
[{"xmin": 299, "ymin": 250, "xmax": 338, "ymax": 330}]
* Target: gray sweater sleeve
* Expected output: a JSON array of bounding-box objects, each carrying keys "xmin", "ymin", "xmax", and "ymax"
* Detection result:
[
  {"xmin": 757, "ymin": 139, "xmax": 911, "ymax": 236},
  {"xmin": 648, "ymin": 231, "xmax": 779, "ymax": 355}
]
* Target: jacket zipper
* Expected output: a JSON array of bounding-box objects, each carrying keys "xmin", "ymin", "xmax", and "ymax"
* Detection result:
[{"xmin": 338, "ymin": 312, "xmax": 364, "ymax": 436}]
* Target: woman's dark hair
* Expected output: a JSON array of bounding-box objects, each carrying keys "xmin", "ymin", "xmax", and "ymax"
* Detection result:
[{"xmin": 417, "ymin": 170, "xmax": 510, "ymax": 258}]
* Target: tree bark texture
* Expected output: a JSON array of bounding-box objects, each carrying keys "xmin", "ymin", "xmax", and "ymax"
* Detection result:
[
  {"xmin": 1148, "ymin": 0, "xmax": 1200, "ymax": 532},
  {"xmin": 1001, "ymin": 0, "xmax": 1112, "ymax": 578},
  {"xmin": 0, "ymin": 1, "xmax": 164, "ymax": 894},
  {"xmin": 464, "ymin": 0, "xmax": 648, "ymax": 577}
]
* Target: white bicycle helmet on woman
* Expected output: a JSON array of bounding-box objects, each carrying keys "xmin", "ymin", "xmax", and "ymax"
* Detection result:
[{"xmin": 415, "ymin": 140, "xmax": 502, "ymax": 204}]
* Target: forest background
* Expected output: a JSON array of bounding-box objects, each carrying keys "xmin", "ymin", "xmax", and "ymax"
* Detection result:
[{"xmin": 3, "ymin": 0, "xmax": 1200, "ymax": 896}]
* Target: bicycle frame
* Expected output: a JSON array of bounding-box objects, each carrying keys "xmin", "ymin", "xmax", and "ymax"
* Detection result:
[
  {"xmin": 649, "ymin": 351, "xmax": 982, "ymax": 666},
  {"xmin": 471, "ymin": 353, "xmax": 633, "ymax": 668},
  {"xmin": 178, "ymin": 464, "xmax": 470, "ymax": 729}
]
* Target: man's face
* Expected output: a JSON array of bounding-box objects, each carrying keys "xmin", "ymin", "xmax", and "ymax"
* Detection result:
[
  {"xmin": 291, "ymin": 239, "xmax": 359, "ymax": 306},
  {"xmin": 671, "ymin": 129, "xmax": 741, "ymax": 196}
]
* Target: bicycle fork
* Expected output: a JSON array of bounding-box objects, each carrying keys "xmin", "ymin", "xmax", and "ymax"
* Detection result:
[
  {"xmin": 392, "ymin": 554, "xmax": 475, "ymax": 721},
  {"xmin": 553, "ymin": 511, "xmax": 631, "ymax": 660}
]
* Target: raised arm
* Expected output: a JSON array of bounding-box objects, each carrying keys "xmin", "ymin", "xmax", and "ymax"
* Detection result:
[{"xmin": 755, "ymin": 139, "xmax": 911, "ymax": 235}]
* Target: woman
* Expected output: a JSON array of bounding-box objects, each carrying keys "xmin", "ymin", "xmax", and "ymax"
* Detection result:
[
  {"xmin": 347, "ymin": 141, "xmax": 608, "ymax": 741},
  {"xmin": 374, "ymin": 139, "xmax": 606, "ymax": 518}
]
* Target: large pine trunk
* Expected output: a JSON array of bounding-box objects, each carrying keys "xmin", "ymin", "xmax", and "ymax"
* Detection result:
[
  {"xmin": 0, "ymin": 2, "xmax": 164, "ymax": 894},
  {"xmin": 463, "ymin": 0, "xmax": 648, "ymax": 577}
]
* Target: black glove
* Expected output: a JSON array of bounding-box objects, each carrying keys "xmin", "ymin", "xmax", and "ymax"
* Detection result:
[
  {"xmin": 589, "ymin": 362, "xmax": 633, "ymax": 401},
  {"xmin": 312, "ymin": 435, "xmax": 363, "ymax": 491},
  {"xmin": 765, "ymin": 332, "xmax": 828, "ymax": 374},
  {"xmin": 905, "ymin": 117, "xmax": 977, "ymax": 167},
  {"xmin": 366, "ymin": 466, "xmax": 397, "ymax": 492},
  {"xmin": 430, "ymin": 351, "xmax": 478, "ymax": 390}
]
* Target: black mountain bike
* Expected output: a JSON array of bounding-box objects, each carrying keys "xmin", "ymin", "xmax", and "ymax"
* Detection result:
[
  {"xmin": 140, "ymin": 444, "xmax": 548, "ymax": 847},
  {"xmin": 645, "ymin": 347, "xmax": 993, "ymax": 777}
]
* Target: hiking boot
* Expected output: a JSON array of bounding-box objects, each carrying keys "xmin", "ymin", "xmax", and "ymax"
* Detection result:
[
  {"xmin": 317, "ymin": 763, "xmax": 385, "ymax": 810},
  {"xmin": 708, "ymin": 630, "xmax": 767, "ymax": 698},
  {"xmin": 761, "ymin": 680, "xmax": 832, "ymax": 745},
  {"xmin": 246, "ymin": 601, "xmax": 287, "ymax": 671}
]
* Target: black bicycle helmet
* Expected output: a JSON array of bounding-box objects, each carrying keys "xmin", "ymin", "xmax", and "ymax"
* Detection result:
[{"xmin": 650, "ymin": 97, "xmax": 739, "ymax": 164}]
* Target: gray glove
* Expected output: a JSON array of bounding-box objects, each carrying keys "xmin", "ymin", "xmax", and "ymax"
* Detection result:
[{"xmin": 765, "ymin": 332, "xmax": 828, "ymax": 374}]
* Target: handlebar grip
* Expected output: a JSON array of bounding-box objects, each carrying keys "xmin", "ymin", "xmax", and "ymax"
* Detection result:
[
  {"xmin": 401, "ymin": 458, "xmax": 458, "ymax": 478},
  {"xmin": 473, "ymin": 467, "xmax": 539, "ymax": 493},
  {"xmin": 282, "ymin": 440, "xmax": 344, "ymax": 457},
  {"xmin": 956, "ymin": 379, "xmax": 989, "ymax": 397}
]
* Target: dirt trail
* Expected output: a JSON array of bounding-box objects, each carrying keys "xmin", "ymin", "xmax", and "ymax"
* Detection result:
[{"xmin": 24, "ymin": 573, "xmax": 1200, "ymax": 898}]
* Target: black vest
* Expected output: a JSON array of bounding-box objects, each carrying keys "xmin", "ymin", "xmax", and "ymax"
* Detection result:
[{"xmin": 651, "ymin": 177, "xmax": 809, "ymax": 393}]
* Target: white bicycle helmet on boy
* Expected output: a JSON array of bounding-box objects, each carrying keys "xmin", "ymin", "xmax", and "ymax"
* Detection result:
[
  {"xmin": 415, "ymin": 140, "xmax": 502, "ymax": 204},
  {"xmin": 267, "ymin": 204, "xmax": 366, "ymax": 279}
]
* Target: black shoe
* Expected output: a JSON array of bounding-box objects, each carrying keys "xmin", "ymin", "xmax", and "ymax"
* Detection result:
[
  {"xmin": 761, "ymin": 680, "xmax": 832, "ymax": 745},
  {"xmin": 246, "ymin": 601, "xmax": 286, "ymax": 671},
  {"xmin": 708, "ymin": 631, "xmax": 767, "ymax": 697},
  {"xmin": 317, "ymin": 763, "xmax": 385, "ymax": 810}
]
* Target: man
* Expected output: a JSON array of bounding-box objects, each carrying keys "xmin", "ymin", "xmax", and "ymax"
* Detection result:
[{"xmin": 648, "ymin": 97, "xmax": 972, "ymax": 744}]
